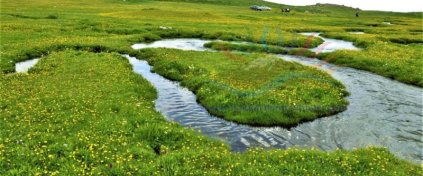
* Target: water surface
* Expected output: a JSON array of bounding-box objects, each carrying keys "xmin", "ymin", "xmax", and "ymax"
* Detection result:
[
  {"xmin": 15, "ymin": 58, "xmax": 39, "ymax": 73},
  {"xmin": 349, "ymin": 32, "xmax": 365, "ymax": 34},
  {"xmin": 300, "ymin": 32, "xmax": 359, "ymax": 53},
  {"xmin": 131, "ymin": 39, "xmax": 210, "ymax": 51}
]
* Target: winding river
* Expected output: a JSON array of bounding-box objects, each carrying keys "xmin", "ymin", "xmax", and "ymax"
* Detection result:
[{"xmin": 16, "ymin": 35, "xmax": 423, "ymax": 163}]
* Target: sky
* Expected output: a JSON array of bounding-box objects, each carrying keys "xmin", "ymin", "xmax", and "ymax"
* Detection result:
[{"xmin": 263, "ymin": 0, "xmax": 423, "ymax": 12}]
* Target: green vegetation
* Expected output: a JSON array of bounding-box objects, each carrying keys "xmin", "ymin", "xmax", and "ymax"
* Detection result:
[
  {"xmin": 204, "ymin": 41, "xmax": 318, "ymax": 57},
  {"xmin": 204, "ymin": 41, "xmax": 289, "ymax": 54},
  {"xmin": 1, "ymin": 50, "xmax": 421, "ymax": 175},
  {"xmin": 1, "ymin": 0, "xmax": 423, "ymax": 174},
  {"xmin": 135, "ymin": 48, "xmax": 348, "ymax": 127}
]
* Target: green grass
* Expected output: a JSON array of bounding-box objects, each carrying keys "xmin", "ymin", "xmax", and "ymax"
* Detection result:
[
  {"xmin": 134, "ymin": 48, "xmax": 348, "ymax": 127},
  {"xmin": 204, "ymin": 41, "xmax": 290, "ymax": 54},
  {"xmin": 204, "ymin": 41, "xmax": 318, "ymax": 57},
  {"xmin": 1, "ymin": 0, "xmax": 423, "ymax": 174},
  {"xmin": 1, "ymin": 50, "xmax": 421, "ymax": 175}
]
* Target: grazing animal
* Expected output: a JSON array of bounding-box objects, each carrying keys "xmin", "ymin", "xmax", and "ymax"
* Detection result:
[{"xmin": 281, "ymin": 8, "xmax": 290, "ymax": 13}]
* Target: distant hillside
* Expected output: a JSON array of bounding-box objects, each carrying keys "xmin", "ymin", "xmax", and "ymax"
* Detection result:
[
  {"xmin": 120, "ymin": 0, "xmax": 279, "ymax": 6},
  {"xmin": 148, "ymin": 0, "xmax": 357, "ymax": 12},
  {"xmin": 315, "ymin": 3, "xmax": 360, "ymax": 10},
  {"xmin": 119, "ymin": 0, "xmax": 422, "ymax": 18},
  {"xmin": 279, "ymin": 3, "xmax": 358, "ymax": 15}
]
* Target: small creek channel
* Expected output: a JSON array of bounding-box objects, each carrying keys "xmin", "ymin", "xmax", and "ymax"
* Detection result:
[{"xmin": 15, "ymin": 35, "xmax": 423, "ymax": 163}]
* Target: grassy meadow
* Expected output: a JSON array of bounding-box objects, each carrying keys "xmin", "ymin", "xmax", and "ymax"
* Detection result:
[{"xmin": 1, "ymin": 0, "xmax": 423, "ymax": 174}]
